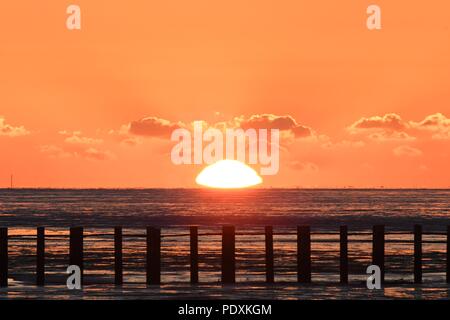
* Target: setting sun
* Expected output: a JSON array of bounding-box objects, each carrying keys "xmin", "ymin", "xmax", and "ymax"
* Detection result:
[{"xmin": 195, "ymin": 160, "xmax": 263, "ymax": 189}]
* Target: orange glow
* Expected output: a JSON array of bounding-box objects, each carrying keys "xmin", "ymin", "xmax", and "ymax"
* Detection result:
[
  {"xmin": 0, "ymin": 1, "xmax": 449, "ymax": 188},
  {"xmin": 196, "ymin": 160, "xmax": 262, "ymax": 188}
]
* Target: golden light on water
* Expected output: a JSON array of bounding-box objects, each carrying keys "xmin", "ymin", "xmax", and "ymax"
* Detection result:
[{"xmin": 195, "ymin": 160, "xmax": 262, "ymax": 188}]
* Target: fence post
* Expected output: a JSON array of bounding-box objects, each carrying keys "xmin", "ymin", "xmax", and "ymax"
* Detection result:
[
  {"xmin": 190, "ymin": 226, "xmax": 199, "ymax": 284},
  {"xmin": 0, "ymin": 227, "xmax": 7, "ymax": 287},
  {"xmin": 114, "ymin": 227, "xmax": 123, "ymax": 285},
  {"xmin": 146, "ymin": 227, "xmax": 161, "ymax": 285},
  {"xmin": 69, "ymin": 227, "xmax": 84, "ymax": 284},
  {"xmin": 340, "ymin": 226, "xmax": 348, "ymax": 284},
  {"xmin": 146, "ymin": 227, "xmax": 151, "ymax": 285},
  {"xmin": 372, "ymin": 225, "xmax": 385, "ymax": 283},
  {"xmin": 222, "ymin": 226, "xmax": 235, "ymax": 284},
  {"xmin": 265, "ymin": 226, "xmax": 274, "ymax": 283},
  {"xmin": 36, "ymin": 227, "xmax": 45, "ymax": 286},
  {"xmin": 414, "ymin": 225, "xmax": 422, "ymax": 284},
  {"xmin": 297, "ymin": 225, "xmax": 311, "ymax": 283},
  {"xmin": 447, "ymin": 226, "xmax": 450, "ymax": 283}
]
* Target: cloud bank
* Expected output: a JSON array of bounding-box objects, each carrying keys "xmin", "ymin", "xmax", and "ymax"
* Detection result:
[{"xmin": 0, "ymin": 117, "xmax": 29, "ymax": 137}]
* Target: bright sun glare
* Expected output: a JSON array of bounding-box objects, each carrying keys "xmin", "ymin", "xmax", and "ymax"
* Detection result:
[{"xmin": 195, "ymin": 160, "xmax": 263, "ymax": 189}]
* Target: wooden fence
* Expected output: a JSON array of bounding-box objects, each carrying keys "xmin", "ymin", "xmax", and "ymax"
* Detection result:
[{"xmin": 0, "ymin": 225, "xmax": 449, "ymax": 287}]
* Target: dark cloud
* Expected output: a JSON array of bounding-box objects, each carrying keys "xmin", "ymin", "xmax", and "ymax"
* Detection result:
[
  {"xmin": 238, "ymin": 114, "xmax": 313, "ymax": 138},
  {"xmin": 129, "ymin": 117, "xmax": 184, "ymax": 137},
  {"xmin": 349, "ymin": 113, "xmax": 406, "ymax": 132}
]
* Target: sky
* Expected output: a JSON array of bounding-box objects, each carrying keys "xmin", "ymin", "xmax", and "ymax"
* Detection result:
[{"xmin": 0, "ymin": 0, "xmax": 450, "ymax": 188}]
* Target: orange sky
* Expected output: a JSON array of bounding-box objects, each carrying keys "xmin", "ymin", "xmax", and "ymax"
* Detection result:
[{"xmin": 0, "ymin": 1, "xmax": 449, "ymax": 188}]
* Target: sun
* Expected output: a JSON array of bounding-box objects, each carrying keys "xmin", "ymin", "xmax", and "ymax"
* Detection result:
[{"xmin": 195, "ymin": 160, "xmax": 263, "ymax": 189}]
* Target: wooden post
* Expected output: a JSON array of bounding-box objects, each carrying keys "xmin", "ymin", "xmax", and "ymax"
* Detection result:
[
  {"xmin": 36, "ymin": 227, "xmax": 45, "ymax": 286},
  {"xmin": 146, "ymin": 227, "xmax": 151, "ymax": 285},
  {"xmin": 340, "ymin": 226, "xmax": 348, "ymax": 284},
  {"xmin": 414, "ymin": 225, "xmax": 422, "ymax": 284},
  {"xmin": 190, "ymin": 226, "xmax": 198, "ymax": 284},
  {"xmin": 146, "ymin": 227, "xmax": 161, "ymax": 285},
  {"xmin": 447, "ymin": 226, "xmax": 450, "ymax": 283},
  {"xmin": 0, "ymin": 227, "xmax": 7, "ymax": 287},
  {"xmin": 222, "ymin": 226, "xmax": 235, "ymax": 283},
  {"xmin": 372, "ymin": 225, "xmax": 385, "ymax": 283},
  {"xmin": 297, "ymin": 225, "xmax": 311, "ymax": 283},
  {"xmin": 69, "ymin": 227, "xmax": 83, "ymax": 284},
  {"xmin": 265, "ymin": 226, "xmax": 274, "ymax": 283},
  {"xmin": 114, "ymin": 227, "xmax": 123, "ymax": 285}
]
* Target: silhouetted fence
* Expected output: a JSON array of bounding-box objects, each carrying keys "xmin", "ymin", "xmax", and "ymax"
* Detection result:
[{"xmin": 0, "ymin": 224, "xmax": 449, "ymax": 287}]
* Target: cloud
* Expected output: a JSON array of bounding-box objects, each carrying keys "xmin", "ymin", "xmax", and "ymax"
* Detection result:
[
  {"xmin": 410, "ymin": 113, "xmax": 450, "ymax": 129},
  {"xmin": 120, "ymin": 137, "xmax": 141, "ymax": 146},
  {"xmin": 238, "ymin": 114, "xmax": 313, "ymax": 138},
  {"xmin": 60, "ymin": 131, "xmax": 103, "ymax": 145},
  {"xmin": 347, "ymin": 113, "xmax": 416, "ymax": 141},
  {"xmin": 431, "ymin": 131, "xmax": 450, "ymax": 140},
  {"xmin": 322, "ymin": 140, "xmax": 365, "ymax": 149},
  {"xmin": 348, "ymin": 113, "xmax": 406, "ymax": 132},
  {"xmin": 368, "ymin": 131, "xmax": 416, "ymax": 142},
  {"xmin": 125, "ymin": 114, "xmax": 314, "ymax": 143},
  {"xmin": 0, "ymin": 117, "xmax": 29, "ymax": 137},
  {"xmin": 128, "ymin": 117, "xmax": 184, "ymax": 138},
  {"xmin": 82, "ymin": 148, "xmax": 114, "ymax": 160},
  {"xmin": 409, "ymin": 113, "xmax": 450, "ymax": 140},
  {"xmin": 107, "ymin": 126, "xmax": 143, "ymax": 146},
  {"xmin": 348, "ymin": 112, "xmax": 450, "ymax": 141},
  {"xmin": 40, "ymin": 145, "xmax": 73, "ymax": 159},
  {"xmin": 393, "ymin": 145, "xmax": 423, "ymax": 157},
  {"xmin": 40, "ymin": 145, "xmax": 114, "ymax": 161}
]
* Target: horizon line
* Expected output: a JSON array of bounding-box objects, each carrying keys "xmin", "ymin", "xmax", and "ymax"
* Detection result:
[{"xmin": 1, "ymin": 187, "xmax": 449, "ymax": 190}]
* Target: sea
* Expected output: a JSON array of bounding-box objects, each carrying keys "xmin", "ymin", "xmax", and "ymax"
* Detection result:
[{"xmin": 0, "ymin": 188, "xmax": 449, "ymax": 299}]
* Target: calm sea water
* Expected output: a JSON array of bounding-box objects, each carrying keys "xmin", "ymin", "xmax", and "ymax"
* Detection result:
[
  {"xmin": 0, "ymin": 188, "xmax": 449, "ymax": 299},
  {"xmin": 0, "ymin": 188, "xmax": 449, "ymax": 229}
]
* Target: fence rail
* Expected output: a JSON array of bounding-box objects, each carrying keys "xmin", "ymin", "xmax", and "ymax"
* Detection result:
[{"xmin": 0, "ymin": 224, "xmax": 449, "ymax": 287}]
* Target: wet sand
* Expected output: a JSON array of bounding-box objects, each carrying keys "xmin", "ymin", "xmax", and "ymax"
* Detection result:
[{"xmin": 1, "ymin": 281, "xmax": 450, "ymax": 300}]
